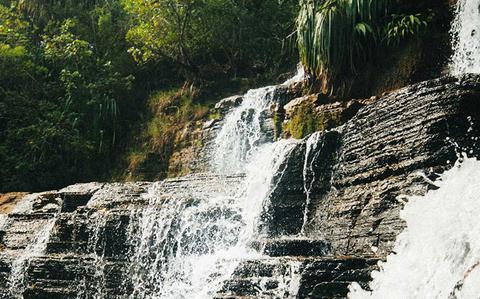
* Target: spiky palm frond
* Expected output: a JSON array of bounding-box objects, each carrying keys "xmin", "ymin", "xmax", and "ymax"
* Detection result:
[{"xmin": 297, "ymin": 0, "xmax": 390, "ymax": 96}]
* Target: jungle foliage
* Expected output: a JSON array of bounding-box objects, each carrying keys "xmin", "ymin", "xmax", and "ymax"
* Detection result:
[
  {"xmin": 0, "ymin": 0, "xmax": 299, "ymax": 192},
  {"xmin": 0, "ymin": 0, "xmax": 447, "ymax": 192}
]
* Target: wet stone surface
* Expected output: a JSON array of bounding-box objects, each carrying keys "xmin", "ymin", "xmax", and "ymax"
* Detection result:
[{"xmin": 1, "ymin": 75, "xmax": 480, "ymax": 298}]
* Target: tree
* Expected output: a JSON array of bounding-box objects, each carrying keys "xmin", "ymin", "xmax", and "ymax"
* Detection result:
[
  {"xmin": 0, "ymin": 4, "xmax": 134, "ymax": 191},
  {"xmin": 124, "ymin": 0, "xmax": 298, "ymax": 80}
]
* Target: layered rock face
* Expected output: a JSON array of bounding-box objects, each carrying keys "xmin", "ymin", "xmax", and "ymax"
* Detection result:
[
  {"xmin": 0, "ymin": 175, "xmax": 244, "ymax": 298},
  {"xmin": 0, "ymin": 74, "xmax": 479, "ymax": 298},
  {"xmin": 0, "ymin": 182, "xmax": 147, "ymax": 298},
  {"xmin": 264, "ymin": 74, "xmax": 480, "ymax": 257}
]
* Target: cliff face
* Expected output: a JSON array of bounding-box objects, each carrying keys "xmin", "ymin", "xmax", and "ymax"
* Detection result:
[
  {"xmin": 0, "ymin": 74, "xmax": 479, "ymax": 298},
  {"xmin": 264, "ymin": 75, "xmax": 480, "ymax": 258}
]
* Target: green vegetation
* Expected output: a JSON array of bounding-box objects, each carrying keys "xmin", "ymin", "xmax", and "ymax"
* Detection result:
[
  {"xmin": 384, "ymin": 12, "xmax": 431, "ymax": 46},
  {"xmin": 124, "ymin": 0, "xmax": 298, "ymax": 80},
  {"xmin": 0, "ymin": 2, "xmax": 135, "ymax": 191},
  {"xmin": 124, "ymin": 87, "xmax": 210, "ymax": 180},
  {"xmin": 297, "ymin": 0, "xmax": 433, "ymax": 97},
  {"xmin": 283, "ymin": 103, "xmax": 339, "ymax": 139},
  {"xmin": 0, "ymin": 0, "xmax": 451, "ymax": 191},
  {"xmin": 0, "ymin": 0, "xmax": 299, "ymax": 192}
]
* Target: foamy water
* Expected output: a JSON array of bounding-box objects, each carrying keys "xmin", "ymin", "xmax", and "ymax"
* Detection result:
[
  {"xmin": 349, "ymin": 157, "xmax": 480, "ymax": 298},
  {"xmin": 450, "ymin": 0, "xmax": 480, "ymax": 74}
]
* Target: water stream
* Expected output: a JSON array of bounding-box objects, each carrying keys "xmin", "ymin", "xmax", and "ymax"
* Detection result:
[
  {"xmin": 450, "ymin": 0, "xmax": 480, "ymax": 75},
  {"xmin": 126, "ymin": 74, "xmax": 303, "ymax": 298},
  {"xmin": 7, "ymin": 217, "xmax": 56, "ymax": 298},
  {"xmin": 349, "ymin": 157, "xmax": 480, "ymax": 299},
  {"xmin": 300, "ymin": 132, "xmax": 323, "ymax": 235}
]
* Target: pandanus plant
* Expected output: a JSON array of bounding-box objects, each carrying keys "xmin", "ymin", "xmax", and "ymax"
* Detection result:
[{"xmin": 297, "ymin": 0, "xmax": 391, "ymax": 97}]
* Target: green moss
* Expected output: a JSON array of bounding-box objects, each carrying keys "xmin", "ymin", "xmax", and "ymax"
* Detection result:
[
  {"xmin": 283, "ymin": 103, "xmax": 341, "ymax": 139},
  {"xmin": 286, "ymin": 105, "xmax": 324, "ymax": 139},
  {"xmin": 208, "ymin": 111, "xmax": 222, "ymax": 120}
]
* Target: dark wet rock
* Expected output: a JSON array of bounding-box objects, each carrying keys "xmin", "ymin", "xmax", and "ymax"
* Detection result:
[
  {"xmin": 262, "ymin": 130, "xmax": 341, "ymax": 237},
  {"xmin": 217, "ymin": 257, "xmax": 379, "ymax": 299},
  {"xmin": 265, "ymin": 74, "xmax": 480, "ymax": 257},
  {"xmin": 214, "ymin": 95, "xmax": 244, "ymax": 114},
  {"xmin": 0, "ymin": 175, "xmax": 245, "ymax": 298},
  {"xmin": 250, "ymin": 239, "xmax": 331, "ymax": 257},
  {"xmin": 1, "ymin": 75, "xmax": 480, "ymax": 298}
]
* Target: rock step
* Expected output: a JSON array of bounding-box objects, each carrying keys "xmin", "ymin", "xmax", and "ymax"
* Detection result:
[
  {"xmin": 0, "ymin": 214, "xmax": 56, "ymax": 250},
  {"xmin": 0, "ymin": 272, "xmax": 9, "ymax": 289},
  {"xmin": 23, "ymin": 256, "xmax": 133, "ymax": 297},
  {"xmin": 218, "ymin": 256, "xmax": 379, "ymax": 299},
  {"xmin": 23, "ymin": 287, "xmax": 78, "ymax": 299},
  {"xmin": 23, "ymin": 284, "xmax": 128, "ymax": 299},
  {"xmin": 44, "ymin": 211, "xmax": 132, "ymax": 259},
  {"xmin": 250, "ymin": 239, "xmax": 331, "ymax": 257},
  {"xmin": 218, "ymin": 278, "xmax": 282, "ymax": 297},
  {"xmin": 214, "ymin": 296, "xmax": 256, "ymax": 299},
  {"xmin": 232, "ymin": 259, "xmax": 287, "ymax": 278}
]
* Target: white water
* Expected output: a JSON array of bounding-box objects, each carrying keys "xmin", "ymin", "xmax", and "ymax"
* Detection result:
[
  {"xmin": 349, "ymin": 157, "xmax": 480, "ymax": 299},
  {"xmin": 450, "ymin": 0, "xmax": 480, "ymax": 74},
  {"xmin": 83, "ymin": 211, "xmax": 109, "ymax": 299},
  {"xmin": 7, "ymin": 217, "xmax": 56, "ymax": 298},
  {"xmin": 300, "ymin": 132, "xmax": 323, "ymax": 235},
  {"xmin": 213, "ymin": 67, "xmax": 303, "ymax": 174},
  {"xmin": 127, "ymin": 72, "xmax": 303, "ymax": 298},
  {"xmin": 212, "ymin": 85, "xmax": 279, "ymax": 174}
]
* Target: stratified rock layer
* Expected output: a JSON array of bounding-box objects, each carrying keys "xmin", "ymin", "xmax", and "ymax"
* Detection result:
[
  {"xmin": 264, "ymin": 74, "xmax": 480, "ymax": 257},
  {"xmin": 0, "ymin": 75, "xmax": 479, "ymax": 298}
]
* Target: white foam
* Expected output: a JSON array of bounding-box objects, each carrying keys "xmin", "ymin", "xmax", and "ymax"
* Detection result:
[
  {"xmin": 450, "ymin": 0, "xmax": 480, "ymax": 74},
  {"xmin": 349, "ymin": 157, "xmax": 480, "ymax": 299}
]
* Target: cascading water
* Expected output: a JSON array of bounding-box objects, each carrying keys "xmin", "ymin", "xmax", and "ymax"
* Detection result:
[
  {"xmin": 6, "ymin": 219, "xmax": 55, "ymax": 298},
  {"xmin": 84, "ymin": 211, "xmax": 109, "ymax": 299},
  {"xmin": 300, "ymin": 132, "xmax": 323, "ymax": 235},
  {"xmin": 212, "ymin": 86, "xmax": 278, "ymax": 174},
  {"xmin": 3, "ymin": 194, "xmax": 58, "ymax": 299},
  {"xmin": 126, "ymin": 73, "xmax": 303, "ymax": 298},
  {"xmin": 212, "ymin": 64, "xmax": 304, "ymax": 174},
  {"xmin": 348, "ymin": 157, "xmax": 480, "ymax": 298},
  {"xmin": 450, "ymin": 0, "xmax": 480, "ymax": 75}
]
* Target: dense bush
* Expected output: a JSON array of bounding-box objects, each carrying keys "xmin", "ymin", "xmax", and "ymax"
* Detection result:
[
  {"xmin": 0, "ymin": 0, "xmax": 299, "ymax": 192},
  {"xmin": 0, "ymin": 3, "xmax": 135, "ymax": 191},
  {"xmin": 124, "ymin": 0, "xmax": 299, "ymax": 80}
]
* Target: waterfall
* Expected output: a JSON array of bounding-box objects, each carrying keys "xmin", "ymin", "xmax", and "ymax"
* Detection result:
[
  {"xmin": 0, "ymin": 69, "xmax": 303, "ymax": 298},
  {"xmin": 450, "ymin": 0, "xmax": 480, "ymax": 74},
  {"xmin": 126, "ymin": 73, "xmax": 303, "ymax": 298},
  {"xmin": 212, "ymin": 85, "xmax": 278, "ymax": 174},
  {"xmin": 348, "ymin": 157, "xmax": 480, "ymax": 298},
  {"xmin": 300, "ymin": 132, "xmax": 323, "ymax": 235},
  {"xmin": 7, "ymin": 216, "xmax": 56, "ymax": 298}
]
